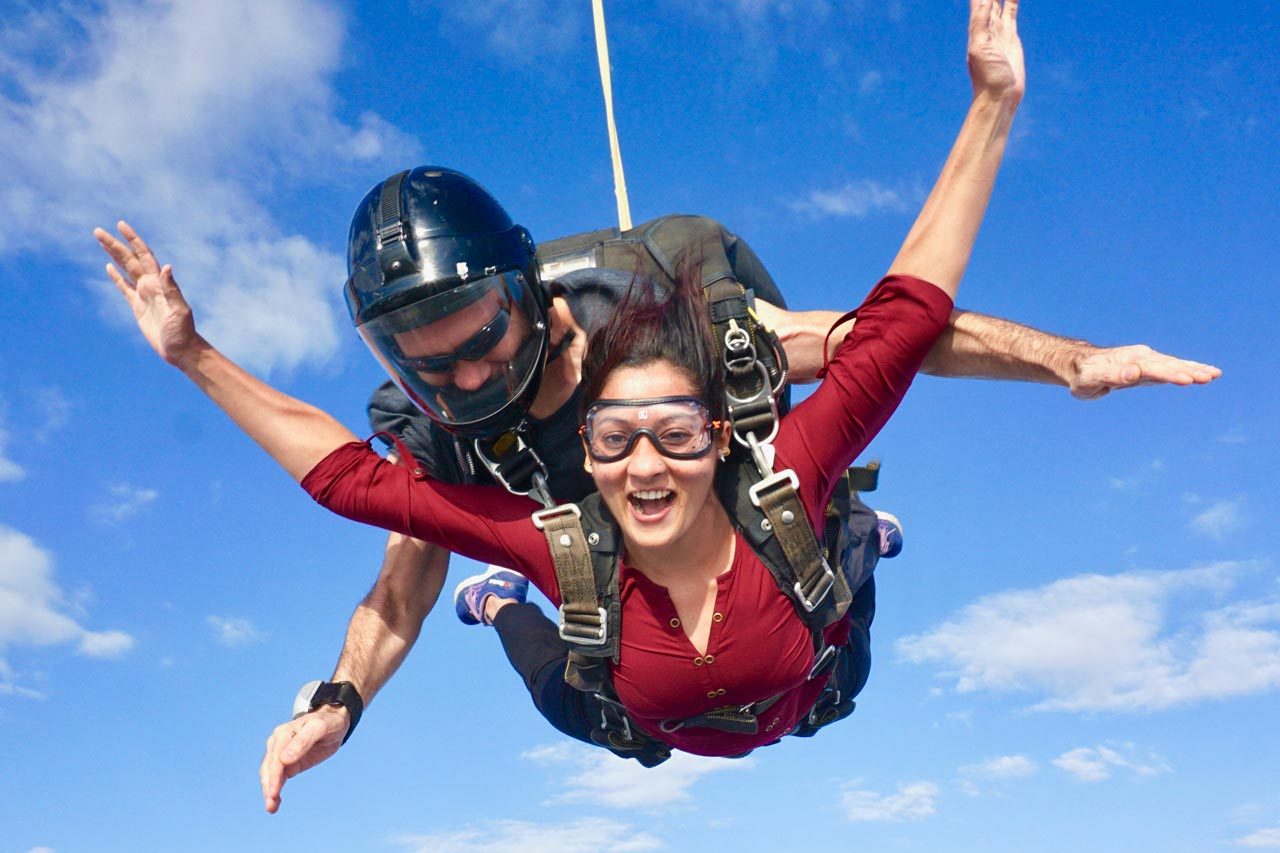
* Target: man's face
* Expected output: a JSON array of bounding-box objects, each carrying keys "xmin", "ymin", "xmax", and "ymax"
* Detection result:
[{"xmin": 393, "ymin": 289, "xmax": 530, "ymax": 392}]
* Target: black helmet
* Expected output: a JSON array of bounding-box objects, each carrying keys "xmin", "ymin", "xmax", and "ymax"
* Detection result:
[{"xmin": 345, "ymin": 167, "xmax": 549, "ymax": 438}]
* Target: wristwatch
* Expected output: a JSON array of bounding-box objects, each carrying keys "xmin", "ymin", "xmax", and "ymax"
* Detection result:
[{"xmin": 292, "ymin": 680, "xmax": 364, "ymax": 745}]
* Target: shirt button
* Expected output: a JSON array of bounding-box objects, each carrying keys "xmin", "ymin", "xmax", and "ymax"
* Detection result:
[
  {"xmin": 706, "ymin": 690, "xmax": 718, "ymax": 699},
  {"xmin": 669, "ymin": 617, "xmax": 681, "ymax": 628},
  {"xmin": 703, "ymin": 654, "xmax": 715, "ymax": 665},
  {"xmin": 693, "ymin": 656, "xmax": 705, "ymax": 666},
  {"xmin": 713, "ymin": 612, "xmax": 724, "ymax": 622},
  {"xmin": 716, "ymin": 688, "xmax": 726, "ymax": 697}
]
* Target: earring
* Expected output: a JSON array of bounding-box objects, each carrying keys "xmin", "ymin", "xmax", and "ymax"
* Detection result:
[
  {"xmin": 718, "ymin": 450, "xmax": 729, "ymax": 462},
  {"xmin": 583, "ymin": 460, "xmax": 594, "ymax": 473}
]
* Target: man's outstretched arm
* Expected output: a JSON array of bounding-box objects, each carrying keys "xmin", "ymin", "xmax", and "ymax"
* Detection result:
[
  {"xmin": 260, "ymin": 527, "xmax": 447, "ymax": 814},
  {"xmin": 756, "ymin": 301, "xmax": 1220, "ymax": 398}
]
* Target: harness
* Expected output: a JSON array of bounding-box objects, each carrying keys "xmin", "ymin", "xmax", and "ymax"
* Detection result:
[{"xmin": 451, "ymin": 215, "xmax": 878, "ymax": 764}]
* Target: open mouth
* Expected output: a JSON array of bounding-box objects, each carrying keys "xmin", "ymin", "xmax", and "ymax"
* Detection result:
[{"xmin": 628, "ymin": 489, "xmax": 675, "ymax": 520}]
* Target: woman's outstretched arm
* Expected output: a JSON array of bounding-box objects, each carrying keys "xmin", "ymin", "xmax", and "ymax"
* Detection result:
[
  {"xmin": 95, "ymin": 221, "xmax": 358, "ymax": 481},
  {"xmin": 887, "ymin": 0, "xmax": 1024, "ymax": 299}
]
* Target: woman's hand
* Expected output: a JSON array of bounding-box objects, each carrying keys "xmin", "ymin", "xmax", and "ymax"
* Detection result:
[
  {"xmin": 968, "ymin": 0, "xmax": 1024, "ymax": 106},
  {"xmin": 95, "ymin": 221, "xmax": 205, "ymax": 368}
]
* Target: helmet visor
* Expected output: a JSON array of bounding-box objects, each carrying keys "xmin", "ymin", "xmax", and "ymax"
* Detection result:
[{"xmin": 357, "ymin": 271, "xmax": 546, "ymax": 432}]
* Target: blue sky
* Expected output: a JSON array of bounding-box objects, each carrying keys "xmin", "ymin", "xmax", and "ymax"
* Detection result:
[{"xmin": 1, "ymin": 1, "xmax": 1277, "ymax": 851}]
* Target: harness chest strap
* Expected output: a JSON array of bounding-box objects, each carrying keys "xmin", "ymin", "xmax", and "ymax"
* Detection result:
[{"xmin": 531, "ymin": 504, "xmax": 612, "ymax": 652}]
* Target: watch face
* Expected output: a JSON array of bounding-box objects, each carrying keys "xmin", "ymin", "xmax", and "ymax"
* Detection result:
[{"xmin": 292, "ymin": 680, "xmax": 323, "ymax": 719}]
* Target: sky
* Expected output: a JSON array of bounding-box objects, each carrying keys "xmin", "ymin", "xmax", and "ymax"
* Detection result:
[{"xmin": 0, "ymin": 0, "xmax": 1277, "ymax": 851}]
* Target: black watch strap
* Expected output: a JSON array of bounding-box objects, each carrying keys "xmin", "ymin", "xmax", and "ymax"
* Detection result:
[{"xmin": 304, "ymin": 681, "xmax": 364, "ymax": 745}]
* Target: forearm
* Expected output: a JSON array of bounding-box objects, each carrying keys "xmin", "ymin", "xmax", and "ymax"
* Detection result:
[
  {"xmin": 176, "ymin": 338, "xmax": 358, "ymax": 481},
  {"xmin": 887, "ymin": 92, "xmax": 1018, "ymax": 298},
  {"xmin": 331, "ymin": 535, "xmax": 450, "ymax": 704},
  {"xmin": 920, "ymin": 309, "xmax": 1093, "ymax": 385}
]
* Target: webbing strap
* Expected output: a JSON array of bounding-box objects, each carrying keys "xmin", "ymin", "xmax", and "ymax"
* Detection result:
[
  {"xmin": 532, "ymin": 505, "xmax": 608, "ymax": 647},
  {"xmin": 660, "ymin": 692, "xmax": 785, "ymax": 735},
  {"xmin": 591, "ymin": 0, "xmax": 631, "ymax": 231},
  {"xmin": 753, "ymin": 474, "xmax": 836, "ymax": 613}
]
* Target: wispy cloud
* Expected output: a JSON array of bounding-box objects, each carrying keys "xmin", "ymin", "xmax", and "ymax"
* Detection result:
[
  {"xmin": 859, "ymin": 70, "xmax": 884, "ymax": 96},
  {"xmin": 959, "ymin": 755, "xmax": 1038, "ymax": 780},
  {"xmin": 0, "ymin": 397, "xmax": 24, "ymax": 481},
  {"xmin": 206, "ymin": 615, "xmax": 266, "ymax": 648},
  {"xmin": 393, "ymin": 817, "xmax": 662, "ymax": 853},
  {"xmin": 31, "ymin": 387, "xmax": 72, "ymax": 440},
  {"xmin": 88, "ymin": 483, "xmax": 158, "ymax": 526},
  {"xmin": 1190, "ymin": 498, "xmax": 1247, "ymax": 540},
  {"xmin": 1108, "ymin": 459, "xmax": 1164, "ymax": 491},
  {"xmin": 0, "ymin": 0, "xmax": 417, "ymax": 375},
  {"xmin": 1218, "ymin": 427, "xmax": 1248, "ymax": 445},
  {"xmin": 0, "ymin": 525, "xmax": 134, "ymax": 696},
  {"xmin": 524, "ymin": 742, "xmax": 753, "ymax": 810},
  {"xmin": 840, "ymin": 780, "xmax": 939, "ymax": 823},
  {"xmin": 897, "ymin": 562, "xmax": 1280, "ymax": 712},
  {"xmin": 1052, "ymin": 743, "xmax": 1170, "ymax": 782},
  {"xmin": 1237, "ymin": 828, "xmax": 1280, "ymax": 848},
  {"xmin": 789, "ymin": 180, "xmax": 915, "ymax": 220},
  {"xmin": 434, "ymin": 0, "xmax": 583, "ymax": 58}
]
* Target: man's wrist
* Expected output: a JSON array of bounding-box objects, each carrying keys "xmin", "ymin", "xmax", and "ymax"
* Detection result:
[{"xmin": 293, "ymin": 680, "xmax": 364, "ymax": 745}]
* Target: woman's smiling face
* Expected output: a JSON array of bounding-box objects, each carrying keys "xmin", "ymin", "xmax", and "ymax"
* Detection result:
[{"xmin": 585, "ymin": 361, "xmax": 729, "ymax": 563}]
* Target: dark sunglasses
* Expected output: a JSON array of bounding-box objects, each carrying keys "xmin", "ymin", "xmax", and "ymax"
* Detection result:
[{"xmin": 392, "ymin": 305, "xmax": 511, "ymax": 375}]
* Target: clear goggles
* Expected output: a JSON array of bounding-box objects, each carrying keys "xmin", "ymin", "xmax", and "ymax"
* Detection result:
[
  {"xmin": 580, "ymin": 396, "xmax": 722, "ymax": 462},
  {"xmin": 355, "ymin": 270, "xmax": 545, "ymax": 431}
]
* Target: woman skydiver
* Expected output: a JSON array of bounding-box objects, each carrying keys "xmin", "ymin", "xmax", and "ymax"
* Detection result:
[{"xmin": 97, "ymin": 0, "xmax": 1023, "ymax": 765}]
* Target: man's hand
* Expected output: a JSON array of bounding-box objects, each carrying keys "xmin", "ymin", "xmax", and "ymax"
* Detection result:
[
  {"xmin": 1070, "ymin": 345, "xmax": 1222, "ymax": 400},
  {"xmin": 259, "ymin": 704, "xmax": 350, "ymax": 814}
]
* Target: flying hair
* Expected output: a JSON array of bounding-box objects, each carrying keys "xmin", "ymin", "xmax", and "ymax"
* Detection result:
[{"xmin": 579, "ymin": 255, "xmax": 726, "ymax": 421}]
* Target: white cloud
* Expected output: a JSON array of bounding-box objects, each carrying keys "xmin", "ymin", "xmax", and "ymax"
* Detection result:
[
  {"xmin": 31, "ymin": 387, "xmax": 72, "ymax": 439},
  {"xmin": 523, "ymin": 741, "xmax": 753, "ymax": 810},
  {"xmin": 896, "ymin": 562, "xmax": 1280, "ymax": 712},
  {"xmin": 0, "ymin": 426, "xmax": 23, "ymax": 482},
  {"xmin": 859, "ymin": 70, "xmax": 884, "ymax": 96},
  {"xmin": 1052, "ymin": 744, "xmax": 1169, "ymax": 783},
  {"xmin": 0, "ymin": 0, "xmax": 417, "ymax": 375},
  {"xmin": 88, "ymin": 483, "xmax": 158, "ymax": 526},
  {"xmin": 959, "ymin": 755, "xmax": 1037, "ymax": 780},
  {"xmin": 393, "ymin": 817, "xmax": 661, "ymax": 853},
  {"xmin": 1190, "ymin": 498, "xmax": 1246, "ymax": 540},
  {"xmin": 435, "ymin": 0, "xmax": 583, "ymax": 58},
  {"xmin": 840, "ymin": 780, "xmax": 939, "ymax": 823},
  {"xmin": 25, "ymin": 847, "xmax": 57, "ymax": 853},
  {"xmin": 1108, "ymin": 458, "xmax": 1164, "ymax": 491},
  {"xmin": 789, "ymin": 180, "xmax": 915, "ymax": 219},
  {"xmin": 206, "ymin": 615, "xmax": 266, "ymax": 648},
  {"xmin": 0, "ymin": 525, "xmax": 134, "ymax": 695},
  {"xmin": 1218, "ymin": 427, "xmax": 1248, "ymax": 445},
  {"xmin": 1238, "ymin": 828, "xmax": 1280, "ymax": 848}
]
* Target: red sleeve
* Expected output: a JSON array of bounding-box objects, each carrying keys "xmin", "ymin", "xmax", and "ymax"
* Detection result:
[
  {"xmin": 776, "ymin": 275, "xmax": 954, "ymax": 519},
  {"xmin": 300, "ymin": 442, "xmax": 564, "ymax": 604}
]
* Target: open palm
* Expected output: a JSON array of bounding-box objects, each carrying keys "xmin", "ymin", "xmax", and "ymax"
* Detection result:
[
  {"xmin": 969, "ymin": 0, "xmax": 1025, "ymax": 104},
  {"xmin": 95, "ymin": 221, "xmax": 201, "ymax": 366}
]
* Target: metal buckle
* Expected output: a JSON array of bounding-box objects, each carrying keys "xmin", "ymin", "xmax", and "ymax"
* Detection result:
[
  {"xmin": 595, "ymin": 693, "xmax": 634, "ymax": 741},
  {"xmin": 558, "ymin": 603, "xmax": 608, "ymax": 646},
  {"xmin": 808, "ymin": 644, "xmax": 838, "ymax": 680},
  {"xmin": 474, "ymin": 431, "xmax": 553, "ymax": 508},
  {"xmin": 530, "ymin": 503, "xmax": 582, "ymax": 530},
  {"xmin": 748, "ymin": 468, "xmax": 800, "ymax": 508},
  {"xmin": 793, "ymin": 559, "xmax": 836, "ymax": 612}
]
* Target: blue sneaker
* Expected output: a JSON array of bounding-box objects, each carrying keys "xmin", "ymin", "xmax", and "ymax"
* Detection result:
[
  {"xmin": 875, "ymin": 511, "xmax": 904, "ymax": 559},
  {"xmin": 454, "ymin": 566, "xmax": 529, "ymax": 626}
]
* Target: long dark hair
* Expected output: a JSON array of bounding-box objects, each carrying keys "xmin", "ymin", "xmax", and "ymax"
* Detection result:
[{"xmin": 579, "ymin": 256, "xmax": 726, "ymax": 420}]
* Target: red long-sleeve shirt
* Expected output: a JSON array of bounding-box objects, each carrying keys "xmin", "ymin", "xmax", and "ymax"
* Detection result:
[{"xmin": 303, "ymin": 275, "xmax": 953, "ymax": 755}]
